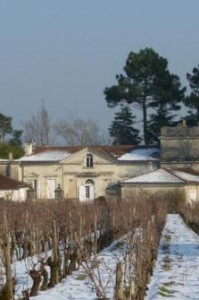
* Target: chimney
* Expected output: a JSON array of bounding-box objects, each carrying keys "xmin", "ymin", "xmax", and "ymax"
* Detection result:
[
  {"xmin": 8, "ymin": 152, "xmax": 13, "ymax": 160},
  {"xmin": 24, "ymin": 142, "xmax": 33, "ymax": 156},
  {"xmin": 182, "ymin": 119, "xmax": 187, "ymax": 126}
]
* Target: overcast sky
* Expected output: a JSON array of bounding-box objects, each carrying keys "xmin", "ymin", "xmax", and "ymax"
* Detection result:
[{"xmin": 0, "ymin": 1, "xmax": 199, "ymax": 133}]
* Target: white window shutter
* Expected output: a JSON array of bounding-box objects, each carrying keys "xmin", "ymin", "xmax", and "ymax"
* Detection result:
[
  {"xmin": 37, "ymin": 179, "xmax": 40, "ymax": 198},
  {"xmin": 79, "ymin": 185, "xmax": 85, "ymax": 201},
  {"xmin": 90, "ymin": 185, "xmax": 94, "ymax": 200},
  {"xmin": 47, "ymin": 179, "xmax": 56, "ymax": 199}
]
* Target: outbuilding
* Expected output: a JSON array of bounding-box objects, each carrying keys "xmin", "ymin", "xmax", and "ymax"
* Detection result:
[{"xmin": 106, "ymin": 168, "xmax": 199, "ymax": 203}]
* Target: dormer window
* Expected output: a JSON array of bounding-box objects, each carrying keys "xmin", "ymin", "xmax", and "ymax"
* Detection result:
[{"xmin": 86, "ymin": 153, "xmax": 93, "ymax": 167}]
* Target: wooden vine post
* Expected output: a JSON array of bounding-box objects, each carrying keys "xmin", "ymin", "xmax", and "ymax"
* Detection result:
[
  {"xmin": 4, "ymin": 214, "xmax": 14, "ymax": 300},
  {"xmin": 115, "ymin": 262, "xmax": 125, "ymax": 300}
]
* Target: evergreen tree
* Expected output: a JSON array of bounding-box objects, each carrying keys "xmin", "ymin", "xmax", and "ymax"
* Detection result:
[
  {"xmin": 184, "ymin": 65, "xmax": 199, "ymax": 125},
  {"xmin": 0, "ymin": 113, "xmax": 12, "ymax": 142},
  {"xmin": 148, "ymin": 107, "xmax": 174, "ymax": 145},
  {"xmin": 109, "ymin": 105, "xmax": 141, "ymax": 145},
  {"xmin": 10, "ymin": 130, "xmax": 23, "ymax": 147},
  {"xmin": 0, "ymin": 113, "xmax": 24, "ymax": 158},
  {"xmin": 104, "ymin": 48, "xmax": 185, "ymax": 145}
]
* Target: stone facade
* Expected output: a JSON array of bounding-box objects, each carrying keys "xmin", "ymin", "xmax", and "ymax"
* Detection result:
[
  {"xmin": 160, "ymin": 123, "xmax": 199, "ymax": 170},
  {"xmin": 12, "ymin": 146, "xmax": 159, "ymax": 201},
  {"xmin": 117, "ymin": 184, "xmax": 199, "ymax": 204}
]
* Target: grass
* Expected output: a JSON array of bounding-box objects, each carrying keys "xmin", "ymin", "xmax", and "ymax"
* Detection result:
[
  {"xmin": 162, "ymin": 281, "xmax": 175, "ymax": 286},
  {"xmin": 163, "ymin": 234, "xmax": 172, "ymax": 242},
  {"xmin": 161, "ymin": 255, "xmax": 172, "ymax": 271},
  {"xmin": 75, "ymin": 273, "xmax": 88, "ymax": 280},
  {"xmin": 158, "ymin": 285, "xmax": 176, "ymax": 297}
]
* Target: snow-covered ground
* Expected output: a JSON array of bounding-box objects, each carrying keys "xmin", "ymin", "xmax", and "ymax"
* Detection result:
[
  {"xmin": 13, "ymin": 239, "xmax": 126, "ymax": 300},
  {"xmin": 146, "ymin": 214, "xmax": 199, "ymax": 300}
]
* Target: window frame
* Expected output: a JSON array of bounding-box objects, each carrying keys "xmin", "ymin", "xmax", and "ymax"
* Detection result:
[{"xmin": 86, "ymin": 153, "xmax": 93, "ymax": 168}]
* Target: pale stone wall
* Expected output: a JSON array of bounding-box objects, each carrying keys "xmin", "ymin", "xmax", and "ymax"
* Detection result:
[
  {"xmin": 0, "ymin": 188, "xmax": 28, "ymax": 201},
  {"xmin": 62, "ymin": 151, "xmax": 117, "ymax": 198},
  {"xmin": 161, "ymin": 124, "xmax": 199, "ymax": 169},
  {"xmin": 185, "ymin": 185, "xmax": 199, "ymax": 203},
  {"xmin": 10, "ymin": 162, "xmax": 20, "ymax": 180},
  {"xmin": 161, "ymin": 161, "xmax": 199, "ymax": 171},
  {"xmin": 18, "ymin": 163, "xmax": 63, "ymax": 199},
  {"xmin": 121, "ymin": 185, "xmax": 182, "ymax": 200},
  {"xmin": 120, "ymin": 184, "xmax": 199, "ymax": 204},
  {"xmin": 0, "ymin": 162, "xmax": 8, "ymax": 176}
]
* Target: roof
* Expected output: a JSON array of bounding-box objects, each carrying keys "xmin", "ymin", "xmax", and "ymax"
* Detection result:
[
  {"xmin": 0, "ymin": 174, "xmax": 29, "ymax": 190},
  {"xmin": 122, "ymin": 169, "xmax": 185, "ymax": 184},
  {"xmin": 18, "ymin": 145, "xmax": 135, "ymax": 162},
  {"xmin": 121, "ymin": 168, "xmax": 199, "ymax": 185},
  {"xmin": 18, "ymin": 145, "xmax": 161, "ymax": 163},
  {"xmin": 19, "ymin": 150, "xmax": 70, "ymax": 162},
  {"xmin": 34, "ymin": 145, "xmax": 135, "ymax": 156},
  {"xmin": 173, "ymin": 170, "xmax": 199, "ymax": 183},
  {"xmin": 118, "ymin": 147, "xmax": 160, "ymax": 161}
]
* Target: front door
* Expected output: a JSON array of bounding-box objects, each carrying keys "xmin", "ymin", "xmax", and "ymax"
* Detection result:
[
  {"xmin": 79, "ymin": 179, "xmax": 94, "ymax": 201},
  {"xmin": 47, "ymin": 179, "xmax": 56, "ymax": 199}
]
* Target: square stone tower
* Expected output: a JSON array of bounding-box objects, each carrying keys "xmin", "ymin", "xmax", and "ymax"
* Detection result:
[{"xmin": 160, "ymin": 122, "xmax": 199, "ymax": 170}]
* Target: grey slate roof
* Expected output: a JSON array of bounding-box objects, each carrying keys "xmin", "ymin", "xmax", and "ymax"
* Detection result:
[
  {"xmin": 18, "ymin": 146, "xmax": 159, "ymax": 163},
  {"xmin": 118, "ymin": 147, "xmax": 160, "ymax": 161},
  {"xmin": 121, "ymin": 168, "xmax": 199, "ymax": 185},
  {"xmin": 18, "ymin": 150, "xmax": 70, "ymax": 162}
]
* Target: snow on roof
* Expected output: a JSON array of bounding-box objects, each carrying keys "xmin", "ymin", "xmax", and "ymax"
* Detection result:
[
  {"xmin": 118, "ymin": 147, "xmax": 160, "ymax": 161},
  {"xmin": 122, "ymin": 169, "xmax": 185, "ymax": 184},
  {"xmin": 173, "ymin": 171, "xmax": 199, "ymax": 183},
  {"xmin": 19, "ymin": 150, "xmax": 70, "ymax": 162}
]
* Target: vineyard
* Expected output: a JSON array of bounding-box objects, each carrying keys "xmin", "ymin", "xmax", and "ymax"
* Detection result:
[{"xmin": 0, "ymin": 195, "xmax": 167, "ymax": 300}]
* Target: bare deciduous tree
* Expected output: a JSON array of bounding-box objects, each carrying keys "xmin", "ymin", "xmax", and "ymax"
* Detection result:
[
  {"xmin": 23, "ymin": 103, "xmax": 53, "ymax": 146},
  {"xmin": 54, "ymin": 117, "xmax": 110, "ymax": 146}
]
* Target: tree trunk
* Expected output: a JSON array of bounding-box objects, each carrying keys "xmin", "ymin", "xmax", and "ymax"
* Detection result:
[
  {"xmin": 40, "ymin": 267, "xmax": 48, "ymax": 291},
  {"xmin": 47, "ymin": 220, "xmax": 60, "ymax": 287},
  {"xmin": 68, "ymin": 248, "xmax": 78, "ymax": 273},
  {"xmin": 29, "ymin": 270, "xmax": 41, "ymax": 297},
  {"xmin": 63, "ymin": 249, "xmax": 70, "ymax": 277},
  {"xmin": 143, "ymin": 98, "xmax": 148, "ymax": 146},
  {"xmin": 47, "ymin": 257, "xmax": 60, "ymax": 288}
]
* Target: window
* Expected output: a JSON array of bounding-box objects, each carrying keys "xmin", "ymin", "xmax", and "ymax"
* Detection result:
[
  {"xmin": 85, "ymin": 179, "xmax": 94, "ymax": 200},
  {"xmin": 32, "ymin": 179, "xmax": 40, "ymax": 198},
  {"xmin": 85, "ymin": 185, "xmax": 90, "ymax": 199},
  {"xmin": 32, "ymin": 179, "xmax": 38, "ymax": 190},
  {"xmin": 86, "ymin": 153, "xmax": 93, "ymax": 167},
  {"xmin": 79, "ymin": 179, "xmax": 95, "ymax": 201}
]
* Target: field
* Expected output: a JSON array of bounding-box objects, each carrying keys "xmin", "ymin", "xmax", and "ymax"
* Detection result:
[{"xmin": 0, "ymin": 195, "xmax": 166, "ymax": 300}]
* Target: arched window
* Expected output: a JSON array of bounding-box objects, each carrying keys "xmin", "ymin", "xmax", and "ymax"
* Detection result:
[
  {"xmin": 86, "ymin": 153, "xmax": 93, "ymax": 167},
  {"xmin": 85, "ymin": 179, "xmax": 94, "ymax": 185},
  {"xmin": 85, "ymin": 179, "xmax": 94, "ymax": 200}
]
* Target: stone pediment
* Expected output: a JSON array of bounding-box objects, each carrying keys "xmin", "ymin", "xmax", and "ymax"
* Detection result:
[{"xmin": 60, "ymin": 147, "xmax": 117, "ymax": 165}]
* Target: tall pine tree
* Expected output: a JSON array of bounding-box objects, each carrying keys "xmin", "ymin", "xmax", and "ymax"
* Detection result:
[{"xmin": 104, "ymin": 48, "xmax": 185, "ymax": 145}]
